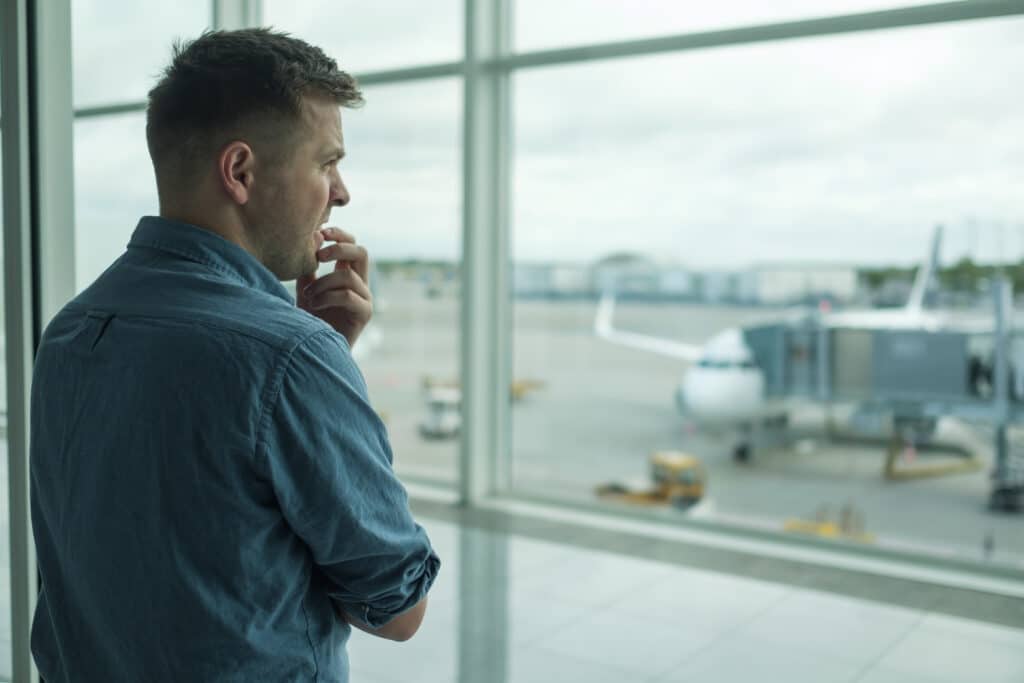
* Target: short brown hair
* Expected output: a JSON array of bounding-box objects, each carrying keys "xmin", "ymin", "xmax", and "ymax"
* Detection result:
[{"xmin": 146, "ymin": 28, "xmax": 363, "ymax": 194}]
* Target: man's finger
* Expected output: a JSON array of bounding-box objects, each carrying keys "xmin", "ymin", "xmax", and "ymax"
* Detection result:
[
  {"xmin": 316, "ymin": 242, "xmax": 366, "ymax": 265},
  {"xmin": 303, "ymin": 268, "xmax": 372, "ymax": 301},
  {"xmin": 308, "ymin": 288, "xmax": 373, "ymax": 313},
  {"xmin": 320, "ymin": 227, "xmax": 356, "ymax": 244},
  {"xmin": 318, "ymin": 231, "xmax": 369, "ymax": 283}
]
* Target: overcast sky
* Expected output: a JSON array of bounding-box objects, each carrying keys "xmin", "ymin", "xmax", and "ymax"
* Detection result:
[{"xmin": 69, "ymin": 1, "xmax": 1024, "ymax": 290}]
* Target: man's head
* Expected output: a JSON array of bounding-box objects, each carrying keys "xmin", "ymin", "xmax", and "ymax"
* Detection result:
[{"xmin": 146, "ymin": 28, "xmax": 363, "ymax": 280}]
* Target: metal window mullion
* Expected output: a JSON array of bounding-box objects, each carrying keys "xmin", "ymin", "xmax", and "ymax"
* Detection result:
[
  {"xmin": 3, "ymin": 4, "xmax": 75, "ymax": 682},
  {"xmin": 3, "ymin": 1, "xmax": 37, "ymax": 681},
  {"xmin": 212, "ymin": 0, "xmax": 263, "ymax": 30},
  {"xmin": 460, "ymin": 0, "xmax": 512, "ymax": 504},
  {"xmin": 492, "ymin": 0, "xmax": 1024, "ymax": 72},
  {"xmin": 77, "ymin": 2, "xmax": 1024, "ymax": 119}
]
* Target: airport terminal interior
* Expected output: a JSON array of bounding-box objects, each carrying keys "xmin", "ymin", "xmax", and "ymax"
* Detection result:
[{"xmin": 2, "ymin": 1, "xmax": 1024, "ymax": 681}]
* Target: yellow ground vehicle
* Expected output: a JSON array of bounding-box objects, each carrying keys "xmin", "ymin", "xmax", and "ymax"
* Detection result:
[
  {"xmin": 596, "ymin": 451, "xmax": 706, "ymax": 509},
  {"xmin": 422, "ymin": 376, "xmax": 544, "ymax": 402},
  {"xmin": 784, "ymin": 502, "xmax": 875, "ymax": 544}
]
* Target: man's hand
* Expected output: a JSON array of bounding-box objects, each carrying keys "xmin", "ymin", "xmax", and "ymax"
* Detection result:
[{"xmin": 297, "ymin": 227, "xmax": 373, "ymax": 349}]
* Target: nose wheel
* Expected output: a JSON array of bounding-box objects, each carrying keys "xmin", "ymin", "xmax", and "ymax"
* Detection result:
[{"xmin": 732, "ymin": 423, "xmax": 754, "ymax": 463}]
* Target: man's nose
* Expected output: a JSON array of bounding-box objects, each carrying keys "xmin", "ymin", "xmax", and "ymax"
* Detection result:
[{"xmin": 332, "ymin": 177, "xmax": 350, "ymax": 207}]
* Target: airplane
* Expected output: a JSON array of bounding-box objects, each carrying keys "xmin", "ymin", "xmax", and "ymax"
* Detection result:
[{"xmin": 593, "ymin": 225, "xmax": 996, "ymax": 463}]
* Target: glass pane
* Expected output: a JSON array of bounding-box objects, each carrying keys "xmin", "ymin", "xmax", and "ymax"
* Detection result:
[
  {"xmin": 264, "ymin": 0, "xmax": 462, "ymax": 74},
  {"xmin": 516, "ymin": 0, "xmax": 942, "ymax": 52},
  {"xmin": 74, "ymin": 113, "xmax": 158, "ymax": 292},
  {"xmin": 512, "ymin": 18, "xmax": 1024, "ymax": 567},
  {"xmin": 72, "ymin": 0, "xmax": 210, "ymax": 108},
  {"xmin": 0, "ymin": 123, "xmax": 11, "ymax": 680},
  {"xmin": 337, "ymin": 79, "xmax": 462, "ymax": 485}
]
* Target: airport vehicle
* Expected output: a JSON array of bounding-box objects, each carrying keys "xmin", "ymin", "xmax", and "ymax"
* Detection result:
[
  {"xmin": 784, "ymin": 501, "xmax": 874, "ymax": 544},
  {"xmin": 419, "ymin": 386, "xmax": 461, "ymax": 439},
  {"xmin": 596, "ymin": 450, "xmax": 706, "ymax": 509},
  {"xmin": 417, "ymin": 376, "xmax": 545, "ymax": 440},
  {"xmin": 422, "ymin": 375, "xmax": 545, "ymax": 402}
]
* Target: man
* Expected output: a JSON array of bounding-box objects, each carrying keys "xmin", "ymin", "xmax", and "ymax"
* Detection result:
[{"xmin": 30, "ymin": 28, "xmax": 439, "ymax": 682}]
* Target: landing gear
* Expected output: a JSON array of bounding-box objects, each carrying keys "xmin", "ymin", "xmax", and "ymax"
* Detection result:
[
  {"xmin": 990, "ymin": 424, "xmax": 1024, "ymax": 514},
  {"xmin": 989, "ymin": 485, "xmax": 1023, "ymax": 513},
  {"xmin": 733, "ymin": 424, "xmax": 754, "ymax": 463}
]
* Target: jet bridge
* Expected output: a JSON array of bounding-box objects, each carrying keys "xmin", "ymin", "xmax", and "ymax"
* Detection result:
[{"xmin": 743, "ymin": 279, "xmax": 1024, "ymax": 512}]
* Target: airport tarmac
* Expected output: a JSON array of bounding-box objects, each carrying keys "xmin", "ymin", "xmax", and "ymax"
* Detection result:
[
  {"xmin": 361, "ymin": 277, "xmax": 1024, "ymax": 568},
  {"xmin": 0, "ymin": 277, "xmax": 1019, "ymax": 602}
]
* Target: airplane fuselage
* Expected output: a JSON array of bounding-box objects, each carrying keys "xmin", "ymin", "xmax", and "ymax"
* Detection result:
[{"xmin": 679, "ymin": 360, "xmax": 766, "ymax": 425}]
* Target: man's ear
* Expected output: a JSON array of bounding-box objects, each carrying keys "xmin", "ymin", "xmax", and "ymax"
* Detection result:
[{"xmin": 218, "ymin": 141, "xmax": 255, "ymax": 205}]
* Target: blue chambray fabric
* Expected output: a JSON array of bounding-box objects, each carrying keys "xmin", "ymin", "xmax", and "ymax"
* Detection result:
[{"xmin": 29, "ymin": 216, "xmax": 439, "ymax": 682}]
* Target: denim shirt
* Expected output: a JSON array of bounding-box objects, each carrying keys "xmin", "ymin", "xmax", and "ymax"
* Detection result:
[{"xmin": 29, "ymin": 217, "xmax": 439, "ymax": 682}]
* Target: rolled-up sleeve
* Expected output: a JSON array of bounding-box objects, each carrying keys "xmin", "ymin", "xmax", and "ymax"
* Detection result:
[{"xmin": 257, "ymin": 328, "xmax": 439, "ymax": 628}]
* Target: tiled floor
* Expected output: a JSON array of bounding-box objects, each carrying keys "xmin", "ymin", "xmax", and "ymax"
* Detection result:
[{"xmin": 348, "ymin": 519, "xmax": 1024, "ymax": 683}]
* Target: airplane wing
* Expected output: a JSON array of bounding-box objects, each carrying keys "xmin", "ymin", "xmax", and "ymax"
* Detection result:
[{"xmin": 594, "ymin": 294, "xmax": 703, "ymax": 361}]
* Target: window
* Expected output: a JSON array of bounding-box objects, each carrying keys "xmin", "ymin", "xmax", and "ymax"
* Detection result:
[
  {"xmin": 72, "ymin": 0, "xmax": 210, "ymax": 108},
  {"xmin": 73, "ymin": 113, "xmax": 157, "ymax": 292},
  {"xmin": 264, "ymin": 0, "xmax": 462, "ymax": 74},
  {"xmin": 511, "ymin": 16, "xmax": 1024, "ymax": 566},
  {"xmin": 337, "ymin": 79, "xmax": 463, "ymax": 484}
]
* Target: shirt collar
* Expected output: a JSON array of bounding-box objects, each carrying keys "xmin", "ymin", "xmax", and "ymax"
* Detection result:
[{"xmin": 128, "ymin": 216, "xmax": 293, "ymax": 303}]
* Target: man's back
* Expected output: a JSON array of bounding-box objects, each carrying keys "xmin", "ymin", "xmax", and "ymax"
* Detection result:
[{"xmin": 30, "ymin": 218, "xmax": 438, "ymax": 682}]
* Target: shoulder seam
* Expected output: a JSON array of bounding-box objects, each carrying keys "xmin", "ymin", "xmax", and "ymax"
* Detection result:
[
  {"xmin": 252, "ymin": 327, "xmax": 342, "ymax": 473},
  {"xmin": 59, "ymin": 302, "xmax": 329, "ymax": 352}
]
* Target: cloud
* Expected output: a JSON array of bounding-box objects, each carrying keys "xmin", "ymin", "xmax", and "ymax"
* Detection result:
[
  {"xmin": 263, "ymin": 0, "xmax": 462, "ymax": 74},
  {"xmin": 72, "ymin": 0, "xmax": 210, "ymax": 108},
  {"xmin": 69, "ymin": 2, "xmax": 1024, "ymax": 278},
  {"xmin": 510, "ymin": 17, "xmax": 1024, "ymax": 266}
]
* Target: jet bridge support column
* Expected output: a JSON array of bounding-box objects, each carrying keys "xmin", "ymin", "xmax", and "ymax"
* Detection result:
[{"xmin": 990, "ymin": 277, "xmax": 1022, "ymax": 511}]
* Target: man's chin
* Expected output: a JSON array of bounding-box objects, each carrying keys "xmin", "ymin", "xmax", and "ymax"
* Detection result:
[{"xmin": 298, "ymin": 254, "xmax": 320, "ymax": 281}]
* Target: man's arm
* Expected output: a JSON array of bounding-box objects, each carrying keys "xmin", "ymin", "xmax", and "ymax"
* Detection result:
[
  {"xmin": 263, "ymin": 331, "xmax": 440, "ymax": 645},
  {"xmin": 339, "ymin": 595, "xmax": 428, "ymax": 642}
]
